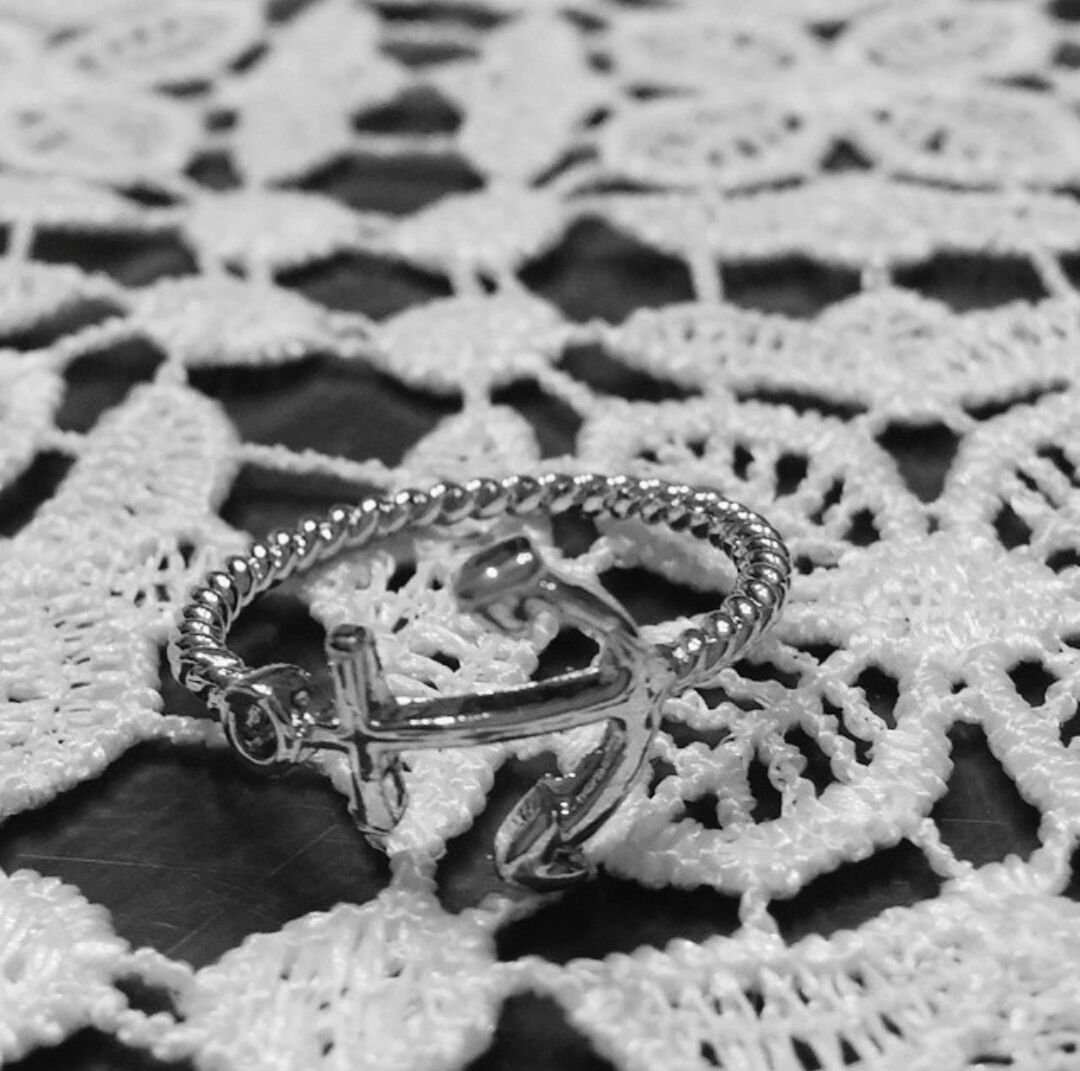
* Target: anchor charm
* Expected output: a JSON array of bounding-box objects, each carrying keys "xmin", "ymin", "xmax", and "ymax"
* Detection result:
[{"xmin": 215, "ymin": 535, "xmax": 673, "ymax": 890}]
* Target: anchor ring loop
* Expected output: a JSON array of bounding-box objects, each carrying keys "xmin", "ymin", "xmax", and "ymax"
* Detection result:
[{"xmin": 169, "ymin": 474, "xmax": 791, "ymax": 889}]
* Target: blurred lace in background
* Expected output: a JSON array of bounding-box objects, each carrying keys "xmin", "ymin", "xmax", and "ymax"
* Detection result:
[{"xmin": 1, "ymin": 1, "xmax": 1080, "ymax": 1069}]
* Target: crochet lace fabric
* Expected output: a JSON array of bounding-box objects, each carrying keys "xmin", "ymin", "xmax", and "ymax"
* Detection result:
[{"xmin": 3, "ymin": 0, "xmax": 1080, "ymax": 1068}]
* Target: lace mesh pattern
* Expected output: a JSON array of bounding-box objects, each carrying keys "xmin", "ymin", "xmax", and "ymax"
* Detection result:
[{"xmin": 1, "ymin": 1, "xmax": 1079, "ymax": 1068}]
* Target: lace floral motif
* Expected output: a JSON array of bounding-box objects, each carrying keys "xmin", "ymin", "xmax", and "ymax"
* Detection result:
[{"xmin": 2, "ymin": 1, "xmax": 1080, "ymax": 1068}]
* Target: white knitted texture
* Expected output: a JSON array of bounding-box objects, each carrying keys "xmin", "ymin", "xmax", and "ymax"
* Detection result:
[{"xmin": 1, "ymin": 1, "xmax": 1079, "ymax": 1068}]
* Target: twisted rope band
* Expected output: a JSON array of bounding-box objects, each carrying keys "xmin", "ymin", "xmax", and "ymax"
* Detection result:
[{"xmin": 169, "ymin": 473, "xmax": 791, "ymax": 704}]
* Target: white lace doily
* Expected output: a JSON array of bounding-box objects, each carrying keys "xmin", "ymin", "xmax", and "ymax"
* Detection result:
[{"xmin": 2, "ymin": 1, "xmax": 1080, "ymax": 1068}]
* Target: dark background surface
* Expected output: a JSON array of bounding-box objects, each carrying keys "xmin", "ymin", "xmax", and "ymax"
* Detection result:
[{"xmin": 0, "ymin": 115, "xmax": 1069, "ymax": 1070}]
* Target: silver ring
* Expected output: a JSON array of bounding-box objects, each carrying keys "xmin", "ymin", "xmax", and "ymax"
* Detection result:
[{"xmin": 168, "ymin": 473, "xmax": 791, "ymax": 890}]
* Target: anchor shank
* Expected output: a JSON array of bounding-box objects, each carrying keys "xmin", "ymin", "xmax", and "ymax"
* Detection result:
[
  {"xmin": 367, "ymin": 663, "xmax": 634, "ymax": 748},
  {"xmin": 327, "ymin": 623, "xmax": 638, "ymax": 750}
]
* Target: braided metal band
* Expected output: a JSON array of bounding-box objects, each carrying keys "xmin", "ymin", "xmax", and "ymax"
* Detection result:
[{"xmin": 169, "ymin": 473, "xmax": 791, "ymax": 703}]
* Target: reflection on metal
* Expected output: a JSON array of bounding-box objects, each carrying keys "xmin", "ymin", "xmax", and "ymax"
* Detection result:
[{"xmin": 219, "ymin": 535, "xmax": 672, "ymax": 890}]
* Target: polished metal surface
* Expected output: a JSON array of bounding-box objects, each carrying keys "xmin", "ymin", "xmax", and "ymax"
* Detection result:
[{"xmin": 169, "ymin": 474, "xmax": 791, "ymax": 889}]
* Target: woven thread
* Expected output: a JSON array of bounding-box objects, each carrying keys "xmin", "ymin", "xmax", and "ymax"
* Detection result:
[{"xmin": 1, "ymin": 1, "xmax": 1080, "ymax": 1068}]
